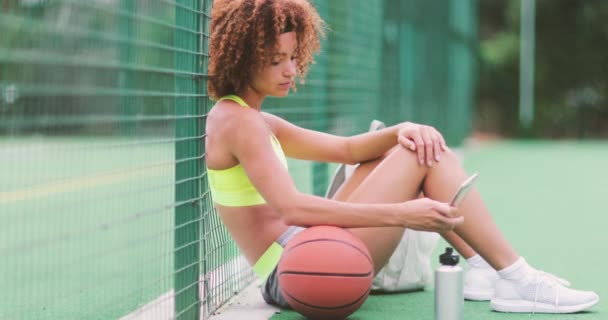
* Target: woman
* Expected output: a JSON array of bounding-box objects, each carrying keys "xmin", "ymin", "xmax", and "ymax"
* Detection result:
[{"xmin": 205, "ymin": 0, "xmax": 599, "ymax": 313}]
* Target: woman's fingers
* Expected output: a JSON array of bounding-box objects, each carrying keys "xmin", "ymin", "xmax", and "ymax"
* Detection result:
[
  {"xmin": 448, "ymin": 216, "xmax": 464, "ymax": 231},
  {"xmin": 433, "ymin": 140, "xmax": 442, "ymax": 162},
  {"xmin": 398, "ymin": 135, "xmax": 416, "ymax": 151},
  {"xmin": 429, "ymin": 127, "xmax": 447, "ymax": 152},
  {"xmin": 419, "ymin": 126, "xmax": 445, "ymax": 167},
  {"xmin": 435, "ymin": 128, "xmax": 448, "ymax": 152},
  {"xmin": 431, "ymin": 201, "xmax": 463, "ymax": 231},
  {"xmin": 401, "ymin": 199, "xmax": 463, "ymax": 232},
  {"xmin": 398, "ymin": 124, "xmax": 447, "ymax": 167},
  {"xmin": 409, "ymin": 132, "xmax": 426, "ymax": 166},
  {"xmin": 431, "ymin": 214, "xmax": 464, "ymax": 232},
  {"xmin": 421, "ymin": 127, "xmax": 434, "ymax": 167},
  {"xmin": 431, "ymin": 128, "xmax": 444, "ymax": 161}
]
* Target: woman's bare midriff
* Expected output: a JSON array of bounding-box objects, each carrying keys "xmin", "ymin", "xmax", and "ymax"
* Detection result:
[{"xmin": 215, "ymin": 203, "xmax": 291, "ymax": 266}]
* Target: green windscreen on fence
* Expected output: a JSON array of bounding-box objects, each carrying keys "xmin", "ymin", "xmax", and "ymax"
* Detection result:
[
  {"xmin": 0, "ymin": 1, "xmax": 212, "ymax": 319},
  {"xmin": 0, "ymin": 1, "xmax": 476, "ymax": 319},
  {"xmin": 266, "ymin": 0, "xmax": 477, "ymax": 194}
]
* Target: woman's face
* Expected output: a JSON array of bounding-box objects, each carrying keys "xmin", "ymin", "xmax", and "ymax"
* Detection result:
[{"xmin": 249, "ymin": 32, "xmax": 297, "ymax": 97}]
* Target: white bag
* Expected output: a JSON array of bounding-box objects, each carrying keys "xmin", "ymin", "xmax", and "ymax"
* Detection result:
[{"xmin": 371, "ymin": 229, "xmax": 439, "ymax": 292}]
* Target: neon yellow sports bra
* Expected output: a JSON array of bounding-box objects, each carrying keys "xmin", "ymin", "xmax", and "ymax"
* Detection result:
[{"xmin": 206, "ymin": 95, "xmax": 288, "ymax": 207}]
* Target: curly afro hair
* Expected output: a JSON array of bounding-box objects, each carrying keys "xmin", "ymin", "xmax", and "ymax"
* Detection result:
[{"xmin": 208, "ymin": 0, "xmax": 325, "ymax": 100}]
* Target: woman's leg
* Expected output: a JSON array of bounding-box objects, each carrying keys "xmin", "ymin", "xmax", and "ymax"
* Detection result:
[
  {"xmin": 333, "ymin": 146, "xmax": 598, "ymax": 313},
  {"xmin": 442, "ymin": 231, "xmax": 477, "ymax": 260},
  {"xmin": 332, "ymin": 146, "xmax": 518, "ymax": 273},
  {"xmin": 331, "ymin": 148, "xmax": 419, "ymax": 273}
]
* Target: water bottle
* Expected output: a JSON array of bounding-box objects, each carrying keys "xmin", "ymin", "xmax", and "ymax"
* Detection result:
[{"xmin": 434, "ymin": 247, "xmax": 463, "ymax": 320}]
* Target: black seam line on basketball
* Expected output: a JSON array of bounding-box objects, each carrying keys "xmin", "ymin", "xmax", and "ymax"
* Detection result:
[
  {"xmin": 286, "ymin": 238, "xmax": 373, "ymax": 264},
  {"xmin": 279, "ymin": 270, "xmax": 373, "ymax": 277},
  {"xmin": 283, "ymin": 289, "xmax": 371, "ymax": 310}
]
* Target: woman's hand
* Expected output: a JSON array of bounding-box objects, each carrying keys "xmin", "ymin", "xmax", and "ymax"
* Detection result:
[
  {"xmin": 396, "ymin": 122, "xmax": 447, "ymax": 167},
  {"xmin": 398, "ymin": 198, "xmax": 464, "ymax": 233}
]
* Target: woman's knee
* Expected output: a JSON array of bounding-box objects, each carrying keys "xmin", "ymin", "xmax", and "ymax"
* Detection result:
[
  {"xmin": 357, "ymin": 145, "xmax": 402, "ymax": 167},
  {"xmin": 381, "ymin": 145, "xmax": 423, "ymax": 168},
  {"xmin": 434, "ymin": 147, "xmax": 462, "ymax": 168},
  {"xmin": 381, "ymin": 145, "xmax": 402, "ymax": 159},
  {"xmin": 378, "ymin": 145, "xmax": 462, "ymax": 176}
]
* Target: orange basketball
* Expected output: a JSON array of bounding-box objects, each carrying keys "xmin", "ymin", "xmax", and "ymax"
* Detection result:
[{"xmin": 277, "ymin": 226, "xmax": 374, "ymax": 320}]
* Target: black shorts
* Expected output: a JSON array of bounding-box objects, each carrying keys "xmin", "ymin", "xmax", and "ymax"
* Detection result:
[
  {"xmin": 259, "ymin": 226, "xmax": 304, "ymax": 308},
  {"xmin": 260, "ymin": 266, "xmax": 290, "ymax": 308}
]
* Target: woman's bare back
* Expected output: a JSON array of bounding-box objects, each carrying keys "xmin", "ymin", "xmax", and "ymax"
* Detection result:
[{"xmin": 215, "ymin": 204, "xmax": 289, "ymax": 265}]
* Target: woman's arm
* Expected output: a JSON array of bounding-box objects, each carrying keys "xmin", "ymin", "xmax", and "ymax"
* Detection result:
[
  {"xmin": 264, "ymin": 113, "xmax": 447, "ymax": 166},
  {"xmin": 223, "ymin": 110, "xmax": 462, "ymax": 232},
  {"xmin": 284, "ymin": 192, "xmax": 462, "ymax": 232},
  {"xmin": 263, "ymin": 112, "xmax": 396, "ymax": 164}
]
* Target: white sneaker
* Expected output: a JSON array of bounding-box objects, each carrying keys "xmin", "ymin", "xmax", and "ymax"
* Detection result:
[
  {"xmin": 491, "ymin": 271, "xmax": 599, "ymax": 313},
  {"xmin": 464, "ymin": 266, "xmax": 499, "ymax": 301}
]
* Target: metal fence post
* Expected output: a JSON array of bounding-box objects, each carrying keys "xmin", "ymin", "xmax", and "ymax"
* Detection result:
[
  {"xmin": 174, "ymin": 0, "xmax": 202, "ymax": 319},
  {"xmin": 311, "ymin": 1, "xmax": 330, "ymax": 196}
]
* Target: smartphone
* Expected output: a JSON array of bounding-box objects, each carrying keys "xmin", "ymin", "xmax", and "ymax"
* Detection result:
[{"xmin": 449, "ymin": 173, "xmax": 479, "ymax": 206}]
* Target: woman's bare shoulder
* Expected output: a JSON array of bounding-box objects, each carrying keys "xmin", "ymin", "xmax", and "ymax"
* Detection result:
[
  {"xmin": 207, "ymin": 100, "xmax": 260, "ymax": 136},
  {"xmin": 208, "ymin": 99, "xmax": 245, "ymax": 121},
  {"xmin": 206, "ymin": 101, "xmax": 267, "ymax": 168}
]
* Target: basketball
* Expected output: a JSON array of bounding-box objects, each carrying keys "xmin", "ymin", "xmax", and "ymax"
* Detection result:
[{"xmin": 277, "ymin": 226, "xmax": 374, "ymax": 320}]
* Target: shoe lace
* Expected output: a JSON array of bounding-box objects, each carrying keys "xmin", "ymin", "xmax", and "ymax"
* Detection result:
[{"xmin": 532, "ymin": 270, "xmax": 566, "ymax": 313}]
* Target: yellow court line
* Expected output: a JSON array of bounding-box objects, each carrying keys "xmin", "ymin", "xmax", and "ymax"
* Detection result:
[{"xmin": 0, "ymin": 167, "xmax": 168, "ymax": 204}]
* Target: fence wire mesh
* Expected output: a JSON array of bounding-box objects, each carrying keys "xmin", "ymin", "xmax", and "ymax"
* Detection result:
[{"xmin": 0, "ymin": 0, "xmax": 476, "ymax": 319}]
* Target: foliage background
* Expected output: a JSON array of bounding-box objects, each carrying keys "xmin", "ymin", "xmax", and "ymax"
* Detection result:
[{"xmin": 476, "ymin": 0, "xmax": 608, "ymax": 139}]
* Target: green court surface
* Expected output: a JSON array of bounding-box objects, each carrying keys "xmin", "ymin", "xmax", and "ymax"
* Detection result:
[
  {"xmin": 0, "ymin": 137, "xmax": 177, "ymax": 319},
  {"xmin": 271, "ymin": 140, "xmax": 608, "ymax": 320}
]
